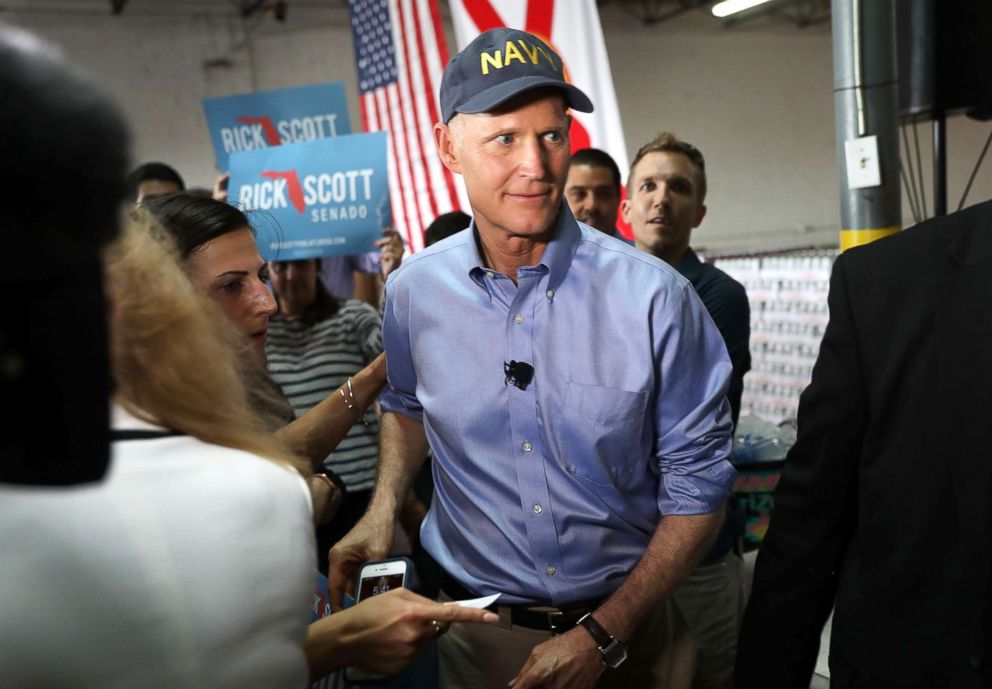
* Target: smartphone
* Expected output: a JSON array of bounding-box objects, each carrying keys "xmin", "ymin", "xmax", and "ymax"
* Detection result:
[
  {"xmin": 355, "ymin": 557, "xmax": 410, "ymax": 602},
  {"xmin": 343, "ymin": 557, "xmax": 413, "ymax": 684}
]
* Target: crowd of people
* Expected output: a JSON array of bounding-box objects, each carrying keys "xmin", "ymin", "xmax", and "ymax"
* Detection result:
[{"xmin": 3, "ymin": 16, "xmax": 991, "ymax": 689}]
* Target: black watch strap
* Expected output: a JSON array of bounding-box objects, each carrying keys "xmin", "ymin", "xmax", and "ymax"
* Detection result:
[
  {"xmin": 578, "ymin": 613, "xmax": 628, "ymax": 669},
  {"xmin": 578, "ymin": 612, "xmax": 612, "ymax": 648}
]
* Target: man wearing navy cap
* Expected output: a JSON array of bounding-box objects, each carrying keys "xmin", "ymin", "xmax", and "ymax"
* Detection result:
[{"xmin": 330, "ymin": 28, "xmax": 737, "ymax": 689}]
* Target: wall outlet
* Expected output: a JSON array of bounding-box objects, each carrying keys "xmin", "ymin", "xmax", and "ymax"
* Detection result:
[{"xmin": 844, "ymin": 136, "xmax": 882, "ymax": 189}]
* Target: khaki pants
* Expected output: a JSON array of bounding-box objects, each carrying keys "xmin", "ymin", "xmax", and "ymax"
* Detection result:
[
  {"xmin": 670, "ymin": 552, "xmax": 746, "ymax": 689},
  {"xmin": 438, "ymin": 593, "xmax": 688, "ymax": 689}
]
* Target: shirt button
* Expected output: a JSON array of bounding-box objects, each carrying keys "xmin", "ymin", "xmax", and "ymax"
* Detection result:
[
  {"xmin": 514, "ymin": 314, "xmax": 524, "ymax": 324},
  {"xmin": 522, "ymin": 441, "xmax": 533, "ymax": 452},
  {"xmin": 486, "ymin": 271, "xmax": 494, "ymax": 279},
  {"xmin": 546, "ymin": 289, "xmax": 555, "ymax": 299},
  {"xmin": 533, "ymin": 504, "xmax": 543, "ymax": 514},
  {"xmin": 546, "ymin": 565, "xmax": 556, "ymax": 576}
]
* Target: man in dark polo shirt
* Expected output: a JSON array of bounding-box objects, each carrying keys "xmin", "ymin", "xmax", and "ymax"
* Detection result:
[{"xmin": 624, "ymin": 131, "xmax": 750, "ymax": 689}]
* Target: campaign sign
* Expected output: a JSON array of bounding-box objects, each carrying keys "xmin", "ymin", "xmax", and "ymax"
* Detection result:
[
  {"xmin": 203, "ymin": 82, "xmax": 351, "ymax": 171},
  {"xmin": 229, "ymin": 132, "xmax": 389, "ymax": 260}
]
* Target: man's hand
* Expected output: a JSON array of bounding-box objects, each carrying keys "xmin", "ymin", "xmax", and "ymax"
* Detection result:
[
  {"xmin": 328, "ymin": 512, "xmax": 394, "ymax": 611},
  {"xmin": 507, "ymin": 626, "xmax": 604, "ymax": 689},
  {"xmin": 330, "ymin": 414, "xmax": 429, "ymax": 607},
  {"xmin": 307, "ymin": 588, "xmax": 498, "ymax": 681},
  {"xmin": 375, "ymin": 228, "xmax": 404, "ymax": 279}
]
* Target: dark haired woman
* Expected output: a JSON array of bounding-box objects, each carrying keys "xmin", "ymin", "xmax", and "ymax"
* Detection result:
[{"xmin": 142, "ymin": 194, "xmax": 388, "ymax": 536}]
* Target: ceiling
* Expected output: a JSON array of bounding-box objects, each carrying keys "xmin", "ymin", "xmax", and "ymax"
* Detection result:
[{"xmin": 0, "ymin": 0, "xmax": 830, "ymax": 28}]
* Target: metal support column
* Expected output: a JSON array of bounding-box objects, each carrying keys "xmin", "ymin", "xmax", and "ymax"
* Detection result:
[{"xmin": 832, "ymin": 0, "xmax": 902, "ymax": 251}]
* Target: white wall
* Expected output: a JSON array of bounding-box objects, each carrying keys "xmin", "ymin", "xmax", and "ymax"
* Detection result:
[
  {"xmin": 604, "ymin": 8, "xmax": 841, "ymax": 250},
  {"xmin": 5, "ymin": 2, "xmax": 989, "ymax": 251},
  {"xmin": 4, "ymin": 4, "xmax": 360, "ymax": 194},
  {"xmin": 600, "ymin": 7, "xmax": 991, "ymax": 251}
]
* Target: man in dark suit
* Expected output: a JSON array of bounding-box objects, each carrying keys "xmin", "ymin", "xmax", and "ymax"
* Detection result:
[{"xmin": 735, "ymin": 199, "xmax": 992, "ymax": 688}]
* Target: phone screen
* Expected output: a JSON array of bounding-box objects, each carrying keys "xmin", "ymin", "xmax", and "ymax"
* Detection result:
[{"xmin": 358, "ymin": 573, "xmax": 405, "ymax": 600}]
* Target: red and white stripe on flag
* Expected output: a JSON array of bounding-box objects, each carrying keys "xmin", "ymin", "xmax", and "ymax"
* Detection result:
[
  {"xmin": 447, "ymin": 0, "xmax": 630, "ymax": 235},
  {"xmin": 349, "ymin": 0, "xmax": 465, "ymax": 253}
]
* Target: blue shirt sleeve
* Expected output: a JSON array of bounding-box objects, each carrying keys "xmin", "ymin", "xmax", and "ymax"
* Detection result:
[
  {"xmin": 653, "ymin": 282, "xmax": 737, "ymax": 516},
  {"xmin": 379, "ymin": 277, "xmax": 423, "ymax": 421}
]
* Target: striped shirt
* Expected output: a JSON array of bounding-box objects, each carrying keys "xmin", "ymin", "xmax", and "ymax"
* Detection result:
[{"xmin": 266, "ymin": 300, "xmax": 383, "ymax": 492}]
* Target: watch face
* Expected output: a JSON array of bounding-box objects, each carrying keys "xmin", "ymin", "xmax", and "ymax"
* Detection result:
[{"xmin": 603, "ymin": 641, "xmax": 628, "ymax": 669}]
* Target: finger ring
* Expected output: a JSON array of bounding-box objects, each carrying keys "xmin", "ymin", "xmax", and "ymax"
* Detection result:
[{"xmin": 431, "ymin": 619, "xmax": 442, "ymax": 635}]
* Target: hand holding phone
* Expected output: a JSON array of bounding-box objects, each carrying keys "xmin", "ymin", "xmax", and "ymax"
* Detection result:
[
  {"xmin": 344, "ymin": 558, "xmax": 413, "ymax": 683},
  {"xmin": 327, "ymin": 510, "xmax": 394, "ymax": 613}
]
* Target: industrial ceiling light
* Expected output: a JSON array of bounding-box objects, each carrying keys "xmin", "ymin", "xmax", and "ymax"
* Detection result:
[{"xmin": 711, "ymin": 0, "xmax": 775, "ymax": 17}]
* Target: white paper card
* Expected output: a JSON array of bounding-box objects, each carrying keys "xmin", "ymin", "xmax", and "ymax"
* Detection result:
[{"xmin": 454, "ymin": 593, "xmax": 501, "ymax": 609}]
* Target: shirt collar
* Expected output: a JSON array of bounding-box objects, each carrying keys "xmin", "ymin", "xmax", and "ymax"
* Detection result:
[
  {"xmin": 542, "ymin": 204, "xmax": 581, "ymax": 290},
  {"xmin": 465, "ymin": 202, "xmax": 580, "ymax": 293},
  {"xmin": 111, "ymin": 402, "xmax": 166, "ymax": 432},
  {"xmin": 676, "ymin": 246, "xmax": 704, "ymax": 282}
]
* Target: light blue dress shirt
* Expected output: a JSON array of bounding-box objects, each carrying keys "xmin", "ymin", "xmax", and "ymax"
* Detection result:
[{"xmin": 380, "ymin": 205, "xmax": 736, "ymax": 605}]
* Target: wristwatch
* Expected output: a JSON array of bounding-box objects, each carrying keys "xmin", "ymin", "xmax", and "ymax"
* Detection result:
[{"xmin": 577, "ymin": 612, "xmax": 628, "ymax": 669}]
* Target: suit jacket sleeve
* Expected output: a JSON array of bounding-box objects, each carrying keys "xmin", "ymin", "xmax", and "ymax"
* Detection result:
[{"xmin": 735, "ymin": 252, "xmax": 869, "ymax": 688}]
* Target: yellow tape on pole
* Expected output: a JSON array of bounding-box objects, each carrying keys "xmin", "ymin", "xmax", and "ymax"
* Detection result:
[{"xmin": 839, "ymin": 226, "xmax": 900, "ymax": 252}]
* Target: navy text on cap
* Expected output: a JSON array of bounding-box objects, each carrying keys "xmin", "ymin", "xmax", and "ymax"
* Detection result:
[{"xmin": 440, "ymin": 28, "xmax": 594, "ymax": 123}]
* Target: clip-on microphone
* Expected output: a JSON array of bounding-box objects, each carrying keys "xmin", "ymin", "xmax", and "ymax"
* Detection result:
[{"xmin": 504, "ymin": 360, "xmax": 535, "ymax": 390}]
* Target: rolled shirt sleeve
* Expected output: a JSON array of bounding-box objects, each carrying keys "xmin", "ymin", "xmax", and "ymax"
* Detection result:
[{"xmin": 653, "ymin": 282, "xmax": 737, "ymax": 516}]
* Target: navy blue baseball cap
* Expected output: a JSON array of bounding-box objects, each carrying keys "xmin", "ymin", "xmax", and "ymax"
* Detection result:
[{"xmin": 440, "ymin": 28, "xmax": 594, "ymax": 124}]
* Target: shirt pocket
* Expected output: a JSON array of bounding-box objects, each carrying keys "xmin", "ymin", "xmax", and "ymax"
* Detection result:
[{"xmin": 552, "ymin": 381, "xmax": 649, "ymax": 487}]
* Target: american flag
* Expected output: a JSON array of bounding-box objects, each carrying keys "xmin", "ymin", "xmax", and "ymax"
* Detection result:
[{"xmin": 348, "ymin": 0, "xmax": 465, "ymax": 253}]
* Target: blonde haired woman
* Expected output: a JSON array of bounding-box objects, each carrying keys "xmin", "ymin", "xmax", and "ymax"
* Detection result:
[
  {"xmin": 1, "ymin": 215, "xmax": 316, "ymax": 687},
  {"xmin": 1, "ymin": 215, "xmax": 495, "ymax": 687}
]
